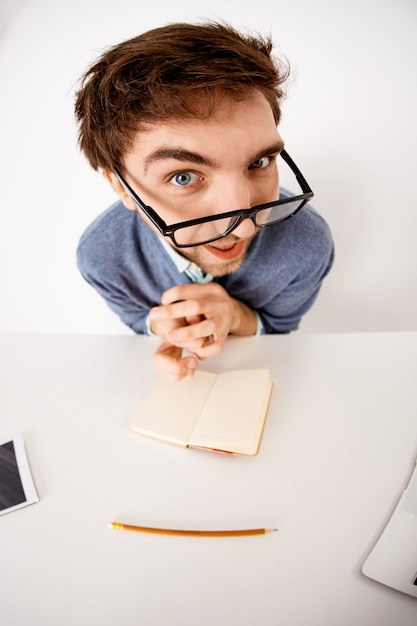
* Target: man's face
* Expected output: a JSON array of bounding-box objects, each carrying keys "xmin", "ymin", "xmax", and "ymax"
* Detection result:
[{"xmin": 119, "ymin": 91, "xmax": 284, "ymax": 276}]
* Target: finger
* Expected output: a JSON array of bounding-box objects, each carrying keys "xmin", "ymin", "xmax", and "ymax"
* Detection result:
[
  {"xmin": 151, "ymin": 299, "xmax": 203, "ymax": 325},
  {"xmin": 167, "ymin": 319, "xmax": 215, "ymax": 347},
  {"xmin": 187, "ymin": 333, "xmax": 225, "ymax": 359},
  {"xmin": 188, "ymin": 335, "xmax": 213, "ymax": 361},
  {"xmin": 185, "ymin": 314, "xmax": 205, "ymax": 326},
  {"xmin": 152, "ymin": 341, "xmax": 198, "ymax": 381},
  {"xmin": 161, "ymin": 284, "xmax": 206, "ymax": 305},
  {"xmin": 149, "ymin": 307, "xmax": 189, "ymax": 337}
]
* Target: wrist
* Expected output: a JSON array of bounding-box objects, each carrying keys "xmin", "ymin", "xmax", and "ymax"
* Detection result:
[
  {"xmin": 229, "ymin": 298, "xmax": 258, "ymax": 336},
  {"xmin": 146, "ymin": 312, "xmax": 158, "ymax": 337}
]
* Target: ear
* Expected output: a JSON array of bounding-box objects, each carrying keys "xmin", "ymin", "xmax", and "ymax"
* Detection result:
[{"xmin": 103, "ymin": 170, "xmax": 137, "ymax": 211}]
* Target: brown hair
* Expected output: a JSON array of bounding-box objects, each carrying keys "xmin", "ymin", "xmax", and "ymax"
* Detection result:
[{"xmin": 74, "ymin": 21, "xmax": 290, "ymax": 171}]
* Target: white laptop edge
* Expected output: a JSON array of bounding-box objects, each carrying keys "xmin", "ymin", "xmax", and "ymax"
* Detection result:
[{"xmin": 362, "ymin": 459, "xmax": 417, "ymax": 598}]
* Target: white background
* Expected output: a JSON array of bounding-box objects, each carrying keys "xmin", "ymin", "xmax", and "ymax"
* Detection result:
[{"xmin": 0, "ymin": 0, "xmax": 416, "ymax": 335}]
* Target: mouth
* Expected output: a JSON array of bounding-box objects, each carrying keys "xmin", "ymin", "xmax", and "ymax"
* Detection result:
[{"xmin": 203, "ymin": 239, "xmax": 246, "ymax": 260}]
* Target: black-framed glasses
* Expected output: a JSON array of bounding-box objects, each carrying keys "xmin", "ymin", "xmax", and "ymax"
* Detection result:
[{"xmin": 114, "ymin": 150, "xmax": 313, "ymax": 248}]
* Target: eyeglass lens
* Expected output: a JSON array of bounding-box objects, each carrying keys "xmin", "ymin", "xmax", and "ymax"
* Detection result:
[{"xmin": 172, "ymin": 197, "xmax": 305, "ymax": 246}]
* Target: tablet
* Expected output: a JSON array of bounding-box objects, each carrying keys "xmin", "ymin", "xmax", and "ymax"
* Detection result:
[{"xmin": 0, "ymin": 435, "xmax": 39, "ymax": 516}]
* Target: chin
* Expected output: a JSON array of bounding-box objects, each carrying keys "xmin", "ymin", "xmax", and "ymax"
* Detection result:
[{"xmin": 203, "ymin": 257, "xmax": 246, "ymax": 277}]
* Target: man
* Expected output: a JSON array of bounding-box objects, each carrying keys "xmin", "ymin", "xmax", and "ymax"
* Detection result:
[{"xmin": 75, "ymin": 21, "xmax": 334, "ymax": 380}]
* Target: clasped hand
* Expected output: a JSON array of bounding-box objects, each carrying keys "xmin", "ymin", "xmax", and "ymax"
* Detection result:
[{"xmin": 149, "ymin": 283, "xmax": 253, "ymax": 380}]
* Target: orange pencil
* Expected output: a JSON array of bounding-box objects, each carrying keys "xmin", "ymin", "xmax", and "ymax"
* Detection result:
[{"xmin": 110, "ymin": 522, "xmax": 277, "ymax": 537}]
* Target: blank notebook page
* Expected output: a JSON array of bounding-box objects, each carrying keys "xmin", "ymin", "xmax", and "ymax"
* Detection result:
[{"xmin": 190, "ymin": 369, "xmax": 271, "ymax": 449}]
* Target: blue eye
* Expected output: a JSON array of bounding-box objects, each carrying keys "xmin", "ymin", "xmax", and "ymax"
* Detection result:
[
  {"xmin": 250, "ymin": 156, "xmax": 272, "ymax": 170},
  {"xmin": 170, "ymin": 171, "xmax": 199, "ymax": 186}
]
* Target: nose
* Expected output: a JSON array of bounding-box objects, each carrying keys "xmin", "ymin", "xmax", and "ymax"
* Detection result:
[
  {"xmin": 216, "ymin": 179, "xmax": 256, "ymax": 239},
  {"xmin": 231, "ymin": 216, "xmax": 257, "ymax": 239},
  {"xmin": 216, "ymin": 174, "xmax": 254, "ymax": 213}
]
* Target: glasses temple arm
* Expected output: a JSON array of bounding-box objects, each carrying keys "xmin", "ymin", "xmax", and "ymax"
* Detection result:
[
  {"xmin": 280, "ymin": 150, "xmax": 313, "ymax": 194},
  {"xmin": 113, "ymin": 168, "xmax": 170, "ymax": 233}
]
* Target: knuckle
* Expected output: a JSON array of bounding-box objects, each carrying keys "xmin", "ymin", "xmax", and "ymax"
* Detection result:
[{"xmin": 205, "ymin": 320, "xmax": 216, "ymax": 334}]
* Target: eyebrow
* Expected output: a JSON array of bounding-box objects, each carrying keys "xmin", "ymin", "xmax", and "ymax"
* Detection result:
[
  {"xmin": 251, "ymin": 141, "xmax": 285, "ymax": 162},
  {"xmin": 143, "ymin": 148, "xmax": 218, "ymax": 173},
  {"xmin": 143, "ymin": 140, "xmax": 285, "ymax": 173}
]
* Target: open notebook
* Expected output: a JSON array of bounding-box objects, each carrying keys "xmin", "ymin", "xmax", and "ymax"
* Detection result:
[
  {"xmin": 362, "ymin": 458, "xmax": 417, "ymax": 597},
  {"xmin": 130, "ymin": 369, "xmax": 272, "ymax": 456}
]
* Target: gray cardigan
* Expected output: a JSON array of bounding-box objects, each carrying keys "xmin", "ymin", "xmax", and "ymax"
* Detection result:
[{"xmin": 77, "ymin": 194, "xmax": 334, "ymax": 334}]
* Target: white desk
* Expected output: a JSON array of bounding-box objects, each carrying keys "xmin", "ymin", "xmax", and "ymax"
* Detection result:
[{"xmin": 1, "ymin": 332, "xmax": 417, "ymax": 625}]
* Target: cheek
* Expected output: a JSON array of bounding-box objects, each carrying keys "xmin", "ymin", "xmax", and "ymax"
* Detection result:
[
  {"xmin": 257, "ymin": 169, "xmax": 279, "ymax": 203},
  {"xmin": 133, "ymin": 208, "xmax": 165, "ymax": 238}
]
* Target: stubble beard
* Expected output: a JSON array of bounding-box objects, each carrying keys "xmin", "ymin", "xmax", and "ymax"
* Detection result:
[{"xmin": 177, "ymin": 233, "xmax": 256, "ymax": 277}]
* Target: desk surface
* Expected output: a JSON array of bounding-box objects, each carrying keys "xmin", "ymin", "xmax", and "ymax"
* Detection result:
[{"xmin": 1, "ymin": 331, "xmax": 417, "ymax": 625}]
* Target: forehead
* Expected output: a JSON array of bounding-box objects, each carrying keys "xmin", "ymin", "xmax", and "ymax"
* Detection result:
[{"xmin": 124, "ymin": 92, "xmax": 282, "ymax": 172}]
